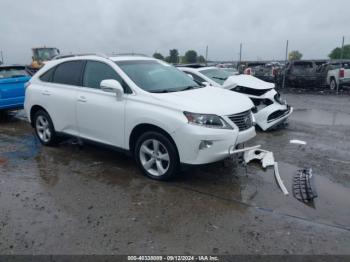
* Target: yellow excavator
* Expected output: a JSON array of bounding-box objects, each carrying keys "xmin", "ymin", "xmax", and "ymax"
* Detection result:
[{"xmin": 28, "ymin": 47, "xmax": 60, "ymax": 73}]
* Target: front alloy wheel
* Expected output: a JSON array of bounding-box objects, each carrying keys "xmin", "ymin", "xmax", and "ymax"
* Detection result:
[
  {"xmin": 135, "ymin": 131, "xmax": 179, "ymax": 180},
  {"xmin": 140, "ymin": 139, "xmax": 170, "ymax": 177}
]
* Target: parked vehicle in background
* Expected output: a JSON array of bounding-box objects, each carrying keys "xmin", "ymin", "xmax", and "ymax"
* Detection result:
[
  {"xmin": 178, "ymin": 66, "xmax": 292, "ymax": 131},
  {"xmin": 221, "ymin": 67, "xmax": 239, "ymax": 75},
  {"xmin": 27, "ymin": 47, "xmax": 60, "ymax": 74},
  {"xmin": 283, "ymin": 60, "xmax": 326, "ymax": 87},
  {"xmin": 320, "ymin": 60, "xmax": 350, "ymax": 90},
  {"xmin": 0, "ymin": 65, "xmax": 31, "ymax": 111},
  {"xmin": 25, "ymin": 55, "xmax": 256, "ymax": 180},
  {"xmin": 244, "ymin": 62, "xmax": 280, "ymax": 83},
  {"xmin": 216, "ymin": 63, "xmax": 239, "ymax": 75}
]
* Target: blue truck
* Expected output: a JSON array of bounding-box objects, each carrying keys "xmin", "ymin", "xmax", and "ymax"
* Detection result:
[{"xmin": 0, "ymin": 65, "xmax": 31, "ymax": 111}]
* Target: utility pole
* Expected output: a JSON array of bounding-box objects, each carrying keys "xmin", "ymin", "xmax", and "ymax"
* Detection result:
[
  {"xmin": 205, "ymin": 45, "xmax": 208, "ymax": 66},
  {"xmin": 0, "ymin": 50, "xmax": 3, "ymax": 65},
  {"xmin": 282, "ymin": 40, "xmax": 289, "ymax": 89},
  {"xmin": 340, "ymin": 36, "xmax": 345, "ymax": 60},
  {"xmin": 239, "ymin": 43, "xmax": 242, "ymax": 68},
  {"xmin": 337, "ymin": 36, "xmax": 345, "ymax": 95}
]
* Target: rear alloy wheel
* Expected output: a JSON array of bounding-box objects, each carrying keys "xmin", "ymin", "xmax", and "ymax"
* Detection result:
[
  {"xmin": 34, "ymin": 110, "xmax": 57, "ymax": 146},
  {"xmin": 330, "ymin": 78, "xmax": 337, "ymax": 91},
  {"xmin": 135, "ymin": 131, "xmax": 179, "ymax": 180}
]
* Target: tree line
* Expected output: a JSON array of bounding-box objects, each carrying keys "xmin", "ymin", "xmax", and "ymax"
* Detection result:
[
  {"xmin": 154, "ymin": 45, "xmax": 350, "ymax": 64},
  {"xmin": 153, "ymin": 49, "xmax": 206, "ymax": 64},
  {"xmin": 288, "ymin": 45, "xmax": 350, "ymax": 61}
]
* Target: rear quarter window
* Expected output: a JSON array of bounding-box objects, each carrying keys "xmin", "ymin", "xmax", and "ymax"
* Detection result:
[
  {"xmin": 40, "ymin": 67, "xmax": 55, "ymax": 82},
  {"xmin": 52, "ymin": 61, "xmax": 84, "ymax": 86}
]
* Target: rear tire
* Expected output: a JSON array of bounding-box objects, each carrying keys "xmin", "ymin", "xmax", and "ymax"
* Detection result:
[
  {"xmin": 330, "ymin": 78, "xmax": 337, "ymax": 91},
  {"xmin": 134, "ymin": 131, "xmax": 179, "ymax": 181},
  {"xmin": 34, "ymin": 110, "xmax": 58, "ymax": 146}
]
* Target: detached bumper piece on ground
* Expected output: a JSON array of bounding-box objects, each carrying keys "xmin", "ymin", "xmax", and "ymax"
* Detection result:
[
  {"xmin": 239, "ymin": 146, "xmax": 289, "ymax": 195},
  {"xmin": 293, "ymin": 168, "xmax": 318, "ymax": 203}
]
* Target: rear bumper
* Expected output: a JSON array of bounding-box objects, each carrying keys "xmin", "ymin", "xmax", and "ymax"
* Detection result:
[{"xmin": 339, "ymin": 78, "xmax": 350, "ymax": 85}]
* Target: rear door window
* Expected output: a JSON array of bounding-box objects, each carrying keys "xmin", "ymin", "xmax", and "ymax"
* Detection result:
[{"xmin": 52, "ymin": 61, "xmax": 84, "ymax": 86}]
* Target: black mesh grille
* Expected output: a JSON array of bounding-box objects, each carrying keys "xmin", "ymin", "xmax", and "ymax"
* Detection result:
[
  {"xmin": 228, "ymin": 110, "xmax": 253, "ymax": 131},
  {"xmin": 267, "ymin": 106, "xmax": 291, "ymax": 122}
]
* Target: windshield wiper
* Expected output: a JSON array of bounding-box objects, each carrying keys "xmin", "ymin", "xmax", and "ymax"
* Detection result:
[
  {"xmin": 149, "ymin": 89, "xmax": 174, "ymax": 93},
  {"xmin": 212, "ymin": 76, "xmax": 227, "ymax": 80},
  {"xmin": 180, "ymin": 85, "xmax": 201, "ymax": 91},
  {"xmin": 212, "ymin": 76, "xmax": 227, "ymax": 81}
]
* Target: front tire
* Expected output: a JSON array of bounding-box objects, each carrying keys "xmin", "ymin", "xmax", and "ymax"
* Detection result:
[
  {"xmin": 135, "ymin": 131, "xmax": 179, "ymax": 180},
  {"xmin": 34, "ymin": 110, "xmax": 58, "ymax": 146}
]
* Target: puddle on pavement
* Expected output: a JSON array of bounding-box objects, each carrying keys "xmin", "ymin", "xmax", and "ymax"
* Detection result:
[
  {"xmin": 1, "ymin": 111, "xmax": 349, "ymax": 230},
  {"xmin": 171, "ymin": 160, "xmax": 350, "ymax": 230},
  {"xmin": 291, "ymin": 108, "xmax": 350, "ymax": 126}
]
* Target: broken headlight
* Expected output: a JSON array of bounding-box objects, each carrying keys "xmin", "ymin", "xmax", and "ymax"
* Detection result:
[{"xmin": 184, "ymin": 112, "xmax": 232, "ymax": 129}]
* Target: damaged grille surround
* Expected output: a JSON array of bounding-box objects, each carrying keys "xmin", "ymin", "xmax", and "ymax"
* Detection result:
[
  {"xmin": 267, "ymin": 106, "xmax": 291, "ymax": 123},
  {"xmin": 228, "ymin": 110, "xmax": 254, "ymax": 131},
  {"xmin": 232, "ymin": 86, "xmax": 272, "ymax": 96}
]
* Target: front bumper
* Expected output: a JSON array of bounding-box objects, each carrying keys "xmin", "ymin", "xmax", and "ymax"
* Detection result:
[
  {"xmin": 173, "ymin": 124, "xmax": 255, "ymax": 165},
  {"xmin": 255, "ymin": 103, "xmax": 293, "ymax": 131}
]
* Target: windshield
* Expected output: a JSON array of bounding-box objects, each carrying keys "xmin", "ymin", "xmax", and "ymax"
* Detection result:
[
  {"xmin": 116, "ymin": 60, "xmax": 200, "ymax": 93},
  {"xmin": 200, "ymin": 68, "xmax": 233, "ymax": 85},
  {"xmin": 0, "ymin": 67, "xmax": 29, "ymax": 79},
  {"xmin": 33, "ymin": 48, "xmax": 59, "ymax": 61},
  {"xmin": 291, "ymin": 62, "xmax": 315, "ymax": 74}
]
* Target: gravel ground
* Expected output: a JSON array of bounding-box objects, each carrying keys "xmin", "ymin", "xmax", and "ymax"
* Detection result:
[{"xmin": 0, "ymin": 92, "xmax": 349, "ymax": 255}]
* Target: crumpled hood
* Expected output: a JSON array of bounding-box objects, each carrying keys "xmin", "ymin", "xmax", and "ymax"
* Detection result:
[
  {"xmin": 223, "ymin": 75, "xmax": 275, "ymax": 90},
  {"xmin": 150, "ymin": 86, "xmax": 253, "ymax": 116}
]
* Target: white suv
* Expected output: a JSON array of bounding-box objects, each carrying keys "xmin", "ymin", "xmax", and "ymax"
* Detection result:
[{"xmin": 24, "ymin": 55, "xmax": 256, "ymax": 180}]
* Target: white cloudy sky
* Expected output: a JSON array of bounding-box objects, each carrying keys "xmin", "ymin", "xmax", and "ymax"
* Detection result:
[{"xmin": 0, "ymin": 0, "xmax": 349, "ymax": 64}]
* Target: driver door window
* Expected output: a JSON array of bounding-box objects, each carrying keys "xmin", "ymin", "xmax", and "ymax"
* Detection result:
[{"xmin": 83, "ymin": 61, "xmax": 130, "ymax": 92}]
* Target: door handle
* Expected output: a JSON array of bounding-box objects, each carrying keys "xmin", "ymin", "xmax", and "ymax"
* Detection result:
[
  {"xmin": 78, "ymin": 96, "xmax": 87, "ymax": 103},
  {"xmin": 42, "ymin": 90, "xmax": 51, "ymax": 96}
]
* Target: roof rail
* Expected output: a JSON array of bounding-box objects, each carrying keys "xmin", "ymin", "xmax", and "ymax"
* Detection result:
[
  {"xmin": 52, "ymin": 53, "xmax": 108, "ymax": 60},
  {"xmin": 175, "ymin": 63, "xmax": 207, "ymax": 68},
  {"xmin": 111, "ymin": 53, "xmax": 149, "ymax": 57}
]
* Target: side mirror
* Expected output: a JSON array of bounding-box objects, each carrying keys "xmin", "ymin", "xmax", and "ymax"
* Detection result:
[
  {"xmin": 100, "ymin": 79, "xmax": 124, "ymax": 100},
  {"xmin": 186, "ymin": 74, "xmax": 194, "ymax": 80}
]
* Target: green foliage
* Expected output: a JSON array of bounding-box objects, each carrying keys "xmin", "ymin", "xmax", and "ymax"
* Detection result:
[
  {"xmin": 197, "ymin": 55, "xmax": 206, "ymax": 63},
  {"xmin": 168, "ymin": 49, "xmax": 179, "ymax": 64},
  {"xmin": 329, "ymin": 44, "xmax": 350, "ymax": 59},
  {"xmin": 184, "ymin": 50, "xmax": 198, "ymax": 63},
  {"xmin": 288, "ymin": 50, "xmax": 303, "ymax": 61},
  {"xmin": 153, "ymin": 52, "xmax": 164, "ymax": 60}
]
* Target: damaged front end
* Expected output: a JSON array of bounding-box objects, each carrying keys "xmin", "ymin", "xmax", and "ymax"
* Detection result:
[{"xmin": 224, "ymin": 75, "xmax": 293, "ymax": 131}]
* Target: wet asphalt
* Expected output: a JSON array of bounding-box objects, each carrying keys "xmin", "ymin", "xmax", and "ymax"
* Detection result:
[{"xmin": 0, "ymin": 92, "xmax": 350, "ymax": 255}]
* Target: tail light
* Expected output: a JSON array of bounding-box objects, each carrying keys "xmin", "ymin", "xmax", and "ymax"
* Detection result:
[
  {"xmin": 339, "ymin": 68, "xmax": 345, "ymax": 78},
  {"xmin": 245, "ymin": 68, "xmax": 252, "ymax": 75}
]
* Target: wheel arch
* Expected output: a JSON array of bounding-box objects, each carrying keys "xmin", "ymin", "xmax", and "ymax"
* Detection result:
[
  {"xmin": 30, "ymin": 105, "xmax": 50, "ymax": 127},
  {"xmin": 129, "ymin": 123, "xmax": 179, "ymax": 157}
]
